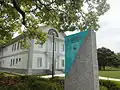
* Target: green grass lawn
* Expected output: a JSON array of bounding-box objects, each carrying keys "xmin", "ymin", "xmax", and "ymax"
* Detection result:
[{"xmin": 99, "ymin": 71, "xmax": 120, "ymax": 79}]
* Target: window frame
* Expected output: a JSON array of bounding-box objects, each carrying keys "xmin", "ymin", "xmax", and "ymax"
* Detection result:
[
  {"xmin": 16, "ymin": 58, "xmax": 18, "ymax": 64},
  {"xmin": 37, "ymin": 57, "xmax": 42, "ymax": 68},
  {"xmin": 54, "ymin": 42, "xmax": 56, "ymax": 51},
  {"xmin": 61, "ymin": 43, "xmax": 64, "ymax": 52},
  {"xmin": 38, "ymin": 42, "xmax": 43, "ymax": 48},
  {"xmin": 19, "ymin": 58, "xmax": 21, "ymax": 62},
  {"xmin": 61, "ymin": 59, "xmax": 64, "ymax": 67},
  {"xmin": 12, "ymin": 44, "xmax": 14, "ymax": 52},
  {"xmin": 17, "ymin": 42, "xmax": 19, "ymax": 50},
  {"xmin": 14, "ymin": 44, "xmax": 16, "ymax": 51},
  {"xmin": 13, "ymin": 59, "xmax": 15, "ymax": 66},
  {"xmin": 10, "ymin": 59, "xmax": 12, "ymax": 66}
]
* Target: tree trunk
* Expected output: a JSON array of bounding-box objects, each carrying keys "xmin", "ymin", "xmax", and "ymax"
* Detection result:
[
  {"xmin": 99, "ymin": 65, "xmax": 102, "ymax": 70},
  {"xmin": 103, "ymin": 66, "xmax": 105, "ymax": 71}
]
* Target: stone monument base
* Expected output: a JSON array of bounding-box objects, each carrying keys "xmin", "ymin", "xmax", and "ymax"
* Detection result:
[{"xmin": 65, "ymin": 30, "xmax": 99, "ymax": 90}]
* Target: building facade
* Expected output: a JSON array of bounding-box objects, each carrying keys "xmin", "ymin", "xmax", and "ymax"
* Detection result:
[{"xmin": 0, "ymin": 26, "xmax": 65, "ymax": 75}]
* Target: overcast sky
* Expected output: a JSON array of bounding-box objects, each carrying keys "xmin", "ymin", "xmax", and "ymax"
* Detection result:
[
  {"xmin": 14, "ymin": 0, "xmax": 119, "ymax": 52},
  {"xmin": 67, "ymin": 0, "xmax": 120, "ymax": 53},
  {"xmin": 96, "ymin": 0, "xmax": 120, "ymax": 53}
]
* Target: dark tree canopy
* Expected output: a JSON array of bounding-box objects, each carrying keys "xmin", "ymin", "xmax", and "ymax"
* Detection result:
[
  {"xmin": 114, "ymin": 53, "xmax": 120, "ymax": 67},
  {"xmin": 0, "ymin": 0, "xmax": 110, "ymax": 45},
  {"xmin": 97, "ymin": 47, "xmax": 118, "ymax": 70}
]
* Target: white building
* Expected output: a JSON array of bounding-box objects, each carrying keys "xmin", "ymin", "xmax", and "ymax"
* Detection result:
[{"xmin": 0, "ymin": 26, "xmax": 65, "ymax": 75}]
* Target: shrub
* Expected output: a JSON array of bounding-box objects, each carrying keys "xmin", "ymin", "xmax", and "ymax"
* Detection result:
[
  {"xmin": 0, "ymin": 75, "xmax": 64, "ymax": 90},
  {"xmin": 1, "ymin": 74, "xmax": 120, "ymax": 90},
  {"xmin": 100, "ymin": 79, "xmax": 120, "ymax": 90},
  {"xmin": 100, "ymin": 86, "xmax": 108, "ymax": 90}
]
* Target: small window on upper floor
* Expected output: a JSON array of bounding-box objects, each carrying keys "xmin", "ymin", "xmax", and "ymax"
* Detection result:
[
  {"xmin": 0, "ymin": 61, "xmax": 2, "ymax": 66},
  {"xmin": 38, "ymin": 41, "xmax": 43, "ymax": 48},
  {"xmin": 14, "ymin": 44, "xmax": 16, "ymax": 51},
  {"xmin": 20, "ymin": 43, "xmax": 23, "ymax": 49},
  {"xmin": 4, "ymin": 47, "xmax": 8, "ymax": 52},
  {"xmin": 61, "ymin": 44, "xmax": 64, "ymax": 52},
  {"xmin": 54, "ymin": 42, "xmax": 56, "ymax": 51},
  {"xmin": 0, "ymin": 51, "xmax": 2, "ymax": 56},
  {"xmin": 52, "ymin": 42, "xmax": 56, "ymax": 51},
  {"xmin": 61, "ymin": 59, "xmax": 64, "ymax": 67},
  {"xmin": 17, "ymin": 42, "xmax": 19, "ymax": 50},
  {"xmin": 12, "ymin": 45, "xmax": 14, "ymax": 52},
  {"xmin": 19, "ymin": 58, "xmax": 21, "ymax": 62}
]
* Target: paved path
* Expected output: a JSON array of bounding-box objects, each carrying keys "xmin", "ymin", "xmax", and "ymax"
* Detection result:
[
  {"xmin": 41, "ymin": 74, "xmax": 120, "ymax": 82},
  {"xmin": 99, "ymin": 76, "xmax": 120, "ymax": 81},
  {"xmin": 41, "ymin": 74, "xmax": 65, "ymax": 78}
]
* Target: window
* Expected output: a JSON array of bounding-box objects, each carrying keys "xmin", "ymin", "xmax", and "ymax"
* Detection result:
[
  {"xmin": 3, "ymin": 60, "xmax": 4, "ymax": 64},
  {"xmin": 61, "ymin": 44, "xmax": 64, "ymax": 52},
  {"xmin": 19, "ymin": 42, "xmax": 23, "ymax": 49},
  {"xmin": 38, "ymin": 43, "xmax": 43, "ymax": 48},
  {"xmin": 0, "ymin": 61, "xmax": 1, "ymax": 66},
  {"xmin": 16, "ymin": 58, "xmax": 18, "ymax": 64},
  {"xmin": 0, "ymin": 51, "xmax": 2, "ymax": 56},
  {"xmin": 38, "ymin": 41, "xmax": 43, "ymax": 48},
  {"xmin": 13, "ymin": 59, "xmax": 15, "ymax": 65},
  {"xmin": 4, "ymin": 47, "xmax": 8, "ymax": 52},
  {"xmin": 19, "ymin": 58, "xmax": 21, "ymax": 62},
  {"xmin": 37, "ymin": 57, "xmax": 42, "ymax": 67},
  {"xmin": 20, "ymin": 43, "xmax": 22, "ymax": 49},
  {"xmin": 61, "ymin": 59, "xmax": 64, "ymax": 67},
  {"xmin": 12, "ymin": 45, "xmax": 14, "ymax": 52},
  {"xmin": 17, "ymin": 42, "xmax": 19, "ymax": 50},
  {"xmin": 10, "ymin": 59, "xmax": 12, "ymax": 66},
  {"xmin": 54, "ymin": 42, "xmax": 56, "ymax": 51},
  {"xmin": 52, "ymin": 42, "xmax": 56, "ymax": 51},
  {"xmin": 14, "ymin": 44, "xmax": 16, "ymax": 51}
]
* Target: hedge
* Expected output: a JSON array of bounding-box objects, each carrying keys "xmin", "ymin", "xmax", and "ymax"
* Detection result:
[
  {"xmin": 0, "ymin": 73, "xmax": 120, "ymax": 90},
  {"xmin": 0, "ymin": 75, "xmax": 63, "ymax": 90},
  {"xmin": 99, "ymin": 79, "xmax": 120, "ymax": 90}
]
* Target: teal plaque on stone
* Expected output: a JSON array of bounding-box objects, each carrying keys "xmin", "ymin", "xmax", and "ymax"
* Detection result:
[
  {"xmin": 65, "ymin": 30, "xmax": 99, "ymax": 90},
  {"xmin": 65, "ymin": 30, "xmax": 88, "ymax": 76}
]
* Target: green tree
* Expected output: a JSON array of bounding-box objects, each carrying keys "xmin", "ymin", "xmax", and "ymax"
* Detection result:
[
  {"xmin": 97, "ymin": 47, "xmax": 116, "ymax": 70},
  {"xmin": 113, "ymin": 53, "xmax": 120, "ymax": 67},
  {"xmin": 0, "ymin": 0, "xmax": 110, "ymax": 45}
]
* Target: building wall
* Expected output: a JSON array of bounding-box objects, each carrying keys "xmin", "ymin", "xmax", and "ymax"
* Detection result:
[
  {"xmin": 2, "ymin": 41, "xmax": 28, "ymax": 57},
  {"xmin": 0, "ymin": 41, "xmax": 29, "ymax": 69},
  {"xmin": 1, "ymin": 53, "xmax": 28, "ymax": 69},
  {"xmin": 32, "ymin": 27, "xmax": 65, "ymax": 71},
  {"xmin": 32, "ymin": 36, "xmax": 65, "ymax": 70},
  {"xmin": 32, "ymin": 53, "xmax": 46, "ymax": 69},
  {"xmin": 0, "ymin": 27, "xmax": 65, "ymax": 74}
]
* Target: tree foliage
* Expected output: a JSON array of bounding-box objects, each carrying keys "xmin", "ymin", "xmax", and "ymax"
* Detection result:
[
  {"xmin": 97, "ymin": 47, "xmax": 119, "ymax": 70},
  {"xmin": 0, "ymin": 0, "xmax": 110, "ymax": 45},
  {"xmin": 114, "ymin": 53, "xmax": 120, "ymax": 67}
]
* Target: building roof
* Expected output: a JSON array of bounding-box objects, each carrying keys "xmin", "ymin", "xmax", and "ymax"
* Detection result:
[
  {"xmin": 0, "ymin": 27, "xmax": 66, "ymax": 48},
  {"xmin": 0, "ymin": 34, "xmax": 24, "ymax": 48}
]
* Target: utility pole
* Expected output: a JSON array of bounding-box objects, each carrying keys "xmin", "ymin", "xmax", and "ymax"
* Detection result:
[{"xmin": 48, "ymin": 29, "xmax": 58, "ymax": 78}]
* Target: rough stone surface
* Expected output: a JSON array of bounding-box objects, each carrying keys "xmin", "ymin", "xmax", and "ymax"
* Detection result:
[{"xmin": 65, "ymin": 30, "xmax": 99, "ymax": 90}]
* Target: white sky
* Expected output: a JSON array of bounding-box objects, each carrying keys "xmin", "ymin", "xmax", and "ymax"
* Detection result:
[
  {"xmin": 96, "ymin": 0, "xmax": 120, "ymax": 53},
  {"xmin": 67, "ymin": 0, "xmax": 120, "ymax": 53},
  {"xmin": 14, "ymin": 0, "xmax": 120, "ymax": 52}
]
